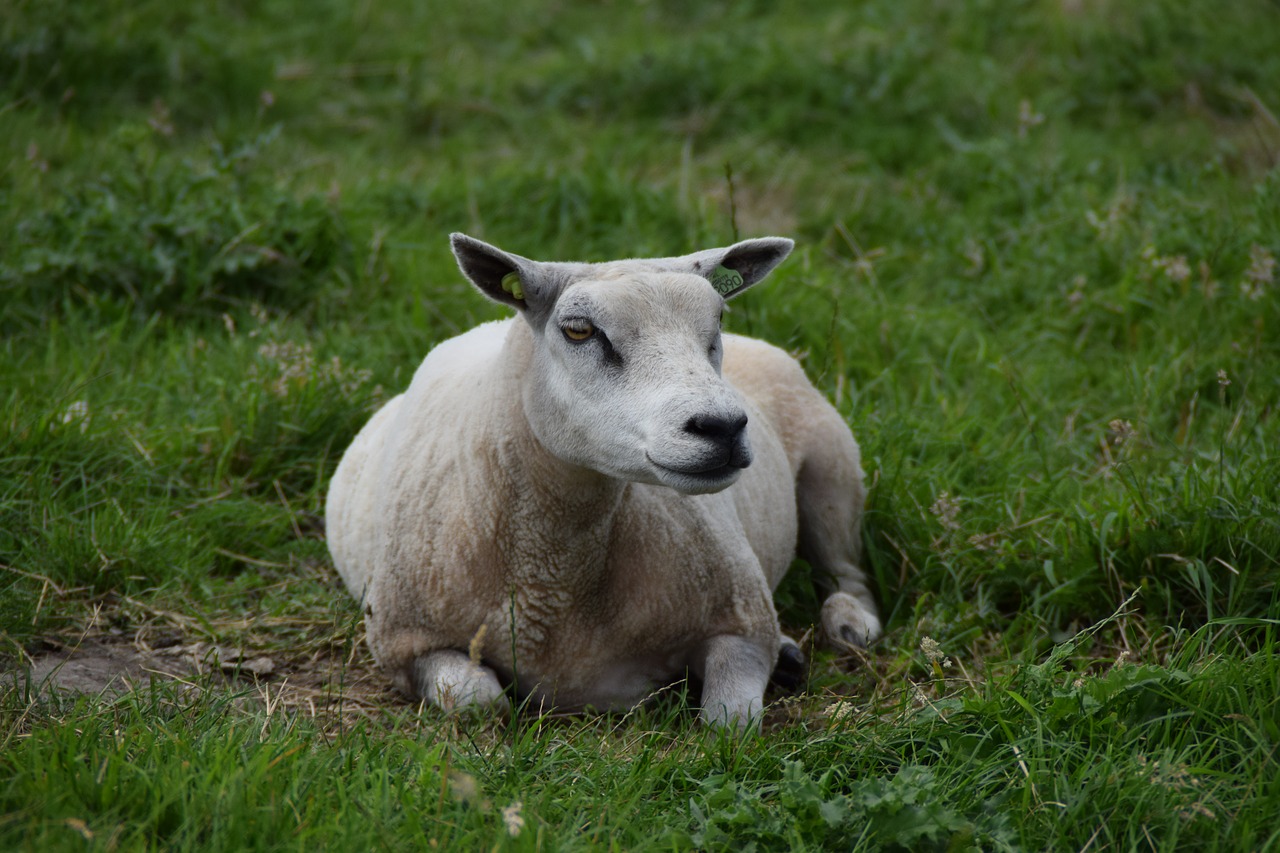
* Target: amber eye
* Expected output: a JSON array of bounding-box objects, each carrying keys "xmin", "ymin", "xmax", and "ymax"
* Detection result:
[{"xmin": 562, "ymin": 320, "xmax": 595, "ymax": 342}]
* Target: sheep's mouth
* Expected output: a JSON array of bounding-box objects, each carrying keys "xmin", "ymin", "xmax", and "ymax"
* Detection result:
[{"xmin": 645, "ymin": 453, "xmax": 744, "ymax": 493}]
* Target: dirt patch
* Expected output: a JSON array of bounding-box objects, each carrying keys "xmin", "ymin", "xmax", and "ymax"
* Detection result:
[
  {"xmin": 22, "ymin": 639, "xmax": 289, "ymax": 694},
  {"xmin": 12, "ymin": 628, "xmax": 403, "ymax": 734},
  {"xmin": 24, "ymin": 640, "xmax": 192, "ymax": 695},
  {"xmin": 3, "ymin": 556, "xmax": 423, "ymax": 733}
]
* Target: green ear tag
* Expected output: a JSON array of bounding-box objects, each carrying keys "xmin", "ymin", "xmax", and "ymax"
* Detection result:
[
  {"xmin": 500, "ymin": 271, "xmax": 525, "ymax": 301},
  {"xmin": 709, "ymin": 264, "xmax": 744, "ymax": 296}
]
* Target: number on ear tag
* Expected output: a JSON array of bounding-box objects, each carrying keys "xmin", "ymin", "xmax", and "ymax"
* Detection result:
[{"xmin": 709, "ymin": 265, "xmax": 744, "ymax": 296}]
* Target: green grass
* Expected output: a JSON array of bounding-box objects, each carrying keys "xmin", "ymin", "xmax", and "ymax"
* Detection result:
[{"xmin": 3, "ymin": 0, "xmax": 1279, "ymax": 849}]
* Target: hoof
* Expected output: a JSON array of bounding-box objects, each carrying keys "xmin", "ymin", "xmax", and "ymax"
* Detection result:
[
  {"xmin": 821, "ymin": 592, "xmax": 881, "ymax": 652},
  {"xmin": 838, "ymin": 625, "xmax": 868, "ymax": 651},
  {"xmin": 770, "ymin": 642, "xmax": 807, "ymax": 692}
]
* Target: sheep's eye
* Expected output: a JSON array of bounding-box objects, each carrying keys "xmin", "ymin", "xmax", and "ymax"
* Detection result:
[{"xmin": 562, "ymin": 320, "xmax": 595, "ymax": 342}]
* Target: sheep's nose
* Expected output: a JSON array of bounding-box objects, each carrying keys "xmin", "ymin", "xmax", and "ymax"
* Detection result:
[{"xmin": 684, "ymin": 412, "xmax": 749, "ymax": 456}]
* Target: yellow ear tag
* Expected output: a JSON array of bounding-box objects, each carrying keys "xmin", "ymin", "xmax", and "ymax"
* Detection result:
[
  {"xmin": 709, "ymin": 264, "xmax": 744, "ymax": 296},
  {"xmin": 500, "ymin": 271, "xmax": 525, "ymax": 301}
]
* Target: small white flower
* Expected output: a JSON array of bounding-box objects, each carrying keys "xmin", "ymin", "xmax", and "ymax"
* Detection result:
[
  {"xmin": 1017, "ymin": 99, "xmax": 1045, "ymax": 137},
  {"xmin": 929, "ymin": 492, "xmax": 961, "ymax": 532},
  {"xmin": 60, "ymin": 400, "xmax": 90, "ymax": 433},
  {"xmin": 1067, "ymin": 274, "xmax": 1087, "ymax": 306},
  {"xmin": 921, "ymin": 636, "xmax": 952, "ymax": 670},
  {"xmin": 1144, "ymin": 248, "xmax": 1192, "ymax": 283},
  {"xmin": 501, "ymin": 801, "xmax": 525, "ymax": 837},
  {"xmin": 823, "ymin": 700, "xmax": 857, "ymax": 722},
  {"xmin": 1241, "ymin": 244, "xmax": 1275, "ymax": 301},
  {"xmin": 1245, "ymin": 244, "xmax": 1276, "ymax": 286},
  {"xmin": 1108, "ymin": 419, "xmax": 1136, "ymax": 446}
]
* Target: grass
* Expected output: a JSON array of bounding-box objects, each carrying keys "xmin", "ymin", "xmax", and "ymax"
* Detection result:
[{"xmin": 2, "ymin": 0, "xmax": 1279, "ymax": 849}]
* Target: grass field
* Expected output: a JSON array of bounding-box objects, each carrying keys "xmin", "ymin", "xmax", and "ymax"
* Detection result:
[{"xmin": 3, "ymin": 0, "xmax": 1279, "ymax": 849}]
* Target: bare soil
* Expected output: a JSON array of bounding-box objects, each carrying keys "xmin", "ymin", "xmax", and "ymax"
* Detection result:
[{"xmin": 11, "ymin": 620, "xmax": 403, "ymax": 735}]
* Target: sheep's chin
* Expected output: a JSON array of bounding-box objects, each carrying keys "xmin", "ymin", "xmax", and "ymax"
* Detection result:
[{"xmin": 645, "ymin": 458, "xmax": 744, "ymax": 495}]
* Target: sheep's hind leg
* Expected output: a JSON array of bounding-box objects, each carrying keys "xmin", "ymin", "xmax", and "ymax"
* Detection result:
[
  {"xmin": 412, "ymin": 650, "xmax": 506, "ymax": 712},
  {"xmin": 795, "ymin": 434, "xmax": 882, "ymax": 651}
]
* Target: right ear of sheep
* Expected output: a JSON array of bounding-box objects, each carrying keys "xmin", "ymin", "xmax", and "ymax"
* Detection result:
[
  {"xmin": 691, "ymin": 237, "xmax": 795, "ymax": 299},
  {"xmin": 450, "ymin": 233, "xmax": 550, "ymax": 311},
  {"xmin": 644, "ymin": 236, "xmax": 795, "ymax": 300}
]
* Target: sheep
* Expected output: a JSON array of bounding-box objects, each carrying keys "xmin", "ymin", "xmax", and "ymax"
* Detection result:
[{"xmin": 325, "ymin": 233, "xmax": 881, "ymax": 730}]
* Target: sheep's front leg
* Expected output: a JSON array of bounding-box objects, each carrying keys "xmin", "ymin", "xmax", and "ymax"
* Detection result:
[
  {"xmin": 697, "ymin": 635, "xmax": 774, "ymax": 732},
  {"xmin": 412, "ymin": 650, "xmax": 506, "ymax": 712}
]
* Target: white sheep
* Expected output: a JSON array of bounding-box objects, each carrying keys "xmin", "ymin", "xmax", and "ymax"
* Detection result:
[{"xmin": 325, "ymin": 233, "xmax": 881, "ymax": 730}]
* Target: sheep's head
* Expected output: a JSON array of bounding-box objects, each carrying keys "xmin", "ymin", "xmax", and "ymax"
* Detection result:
[{"xmin": 450, "ymin": 233, "xmax": 793, "ymax": 495}]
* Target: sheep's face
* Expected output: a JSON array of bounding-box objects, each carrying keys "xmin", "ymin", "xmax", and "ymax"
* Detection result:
[
  {"xmin": 524, "ymin": 275, "xmax": 751, "ymax": 494},
  {"xmin": 448, "ymin": 232, "xmax": 795, "ymax": 493}
]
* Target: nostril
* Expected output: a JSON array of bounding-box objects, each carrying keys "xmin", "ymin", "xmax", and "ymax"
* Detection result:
[{"xmin": 685, "ymin": 412, "xmax": 748, "ymax": 442}]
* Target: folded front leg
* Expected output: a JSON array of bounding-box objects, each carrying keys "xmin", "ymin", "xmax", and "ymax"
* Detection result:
[
  {"xmin": 697, "ymin": 634, "xmax": 775, "ymax": 732},
  {"xmin": 412, "ymin": 649, "xmax": 507, "ymax": 712}
]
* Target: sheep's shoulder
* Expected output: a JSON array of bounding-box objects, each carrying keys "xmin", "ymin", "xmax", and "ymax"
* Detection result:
[{"xmin": 405, "ymin": 318, "xmax": 516, "ymax": 389}]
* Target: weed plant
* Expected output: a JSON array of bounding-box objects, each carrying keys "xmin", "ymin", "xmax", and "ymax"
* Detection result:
[{"xmin": 2, "ymin": 0, "xmax": 1279, "ymax": 849}]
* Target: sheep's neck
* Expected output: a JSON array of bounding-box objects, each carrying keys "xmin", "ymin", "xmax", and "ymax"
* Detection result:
[{"xmin": 496, "ymin": 411, "xmax": 626, "ymax": 586}]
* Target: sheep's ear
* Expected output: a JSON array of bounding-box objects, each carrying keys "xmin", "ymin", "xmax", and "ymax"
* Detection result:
[
  {"xmin": 689, "ymin": 237, "xmax": 795, "ymax": 299},
  {"xmin": 450, "ymin": 233, "xmax": 550, "ymax": 311}
]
